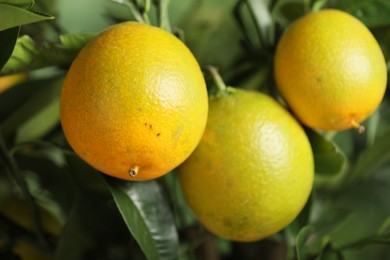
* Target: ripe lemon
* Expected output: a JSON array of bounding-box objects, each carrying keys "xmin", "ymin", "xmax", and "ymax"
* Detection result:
[
  {"xmin": 178, "ymin": 87, "xmax": 314, "ymax": 242},
  {"xmin": 60, "ymin": 22, "xmax": 208, "ymax": 181},
  {"xmin": 274, "ymin": 9, "xmax": 387, "ymax": 131}
]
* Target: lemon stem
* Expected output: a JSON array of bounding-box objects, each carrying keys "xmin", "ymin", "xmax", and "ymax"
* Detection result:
[
  {"xmin": 129, "ymin": 166, "xmax": 140, "ymax": 177},
  {"xmin": 142, "ymin": 0, "xmax": 151, "ymax": 25},
  {"xmin": 207, "ymin": 65, "xmax": 227, "ymax": 93},
  {"xmin": 111, "ymin": 0, "xmax": 150, "ymax": 24},
  {"xmin": 125, "ymin": 2, "xmax": 145, "ymax": 23},
  {"xmin": 351, "ymin": 119, "xmax": 365, "ymax": 134},
  {"xmin": 158, "ymin": 0, "xmax": 172, "ymax": 32}
]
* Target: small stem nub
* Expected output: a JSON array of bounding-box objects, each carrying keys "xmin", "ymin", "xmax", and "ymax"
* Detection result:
[
  {"xmin": 207, "ymin": 65, "xmax": 227, "ymax": 93},
  {"xmin": 351, "ymin": 119, "xmax": 365, "ymax": 134},
  {"xmin": 128, "ymin": 166, "xmax": 139, "ymax": 177}
]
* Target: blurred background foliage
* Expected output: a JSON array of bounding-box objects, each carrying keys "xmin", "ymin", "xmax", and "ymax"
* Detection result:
[{"xmin": 0, "ymin": 0, "xmax": 390, "ymax": 259}]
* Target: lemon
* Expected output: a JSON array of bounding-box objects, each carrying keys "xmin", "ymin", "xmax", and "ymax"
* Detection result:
[
  {"xmin": 178, "ymin": 87, "xmax": 314, "ymax": 242},
  {"xmin": 0, "ymin": 73, "xmax": 27, "ymax": 93},
  {"xmin": 274, "ymin": 9, "xmax": 387, "ymax": 131},
  {"xmin": 60, "ymin": 22, "xmax": 208, "ymax": 181}
]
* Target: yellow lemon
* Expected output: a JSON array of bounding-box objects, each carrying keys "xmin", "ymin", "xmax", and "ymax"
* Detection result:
[
  {"xmin": 178, "ymin": 87, "xmax": 314, "ymax": 242},
  {"xmin": 60, "ymin": 22, "xmax": 208, "ymax": 181},
  {"xmin": 274, "ymin": 9, "xmax": 387, "ymax": 131}
]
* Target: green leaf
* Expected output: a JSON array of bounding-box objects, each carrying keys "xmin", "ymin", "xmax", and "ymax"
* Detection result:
[
  {"xmin": 296, "ymin": 226, "xmax": 314, "ymax": 260},
  {"xmin": 15, "ymin": 98, "xmax": 60, "ymax": 144},
  {"xmin": 245, "ymin": 0, "xmax": 274, "ymax": 47},
  {"xmin": 59, "ymin": 34, "xmax": 93, "ymax": 51},
  {"xmin": 0, "ymin": 26, "xmax": 20, "ymax": 70},
  {"xmin": 307, "ymin": 130, "xmax": 347, "ymax": 176},
  {"xmin": 54, "ymin": 199, "xmax": 95, "ymax": 260},
  {"xmin": 0, "ymin": 0, "xmax": 34, "ymax": 9},
  {"xmin": 310, "ymin": 236, "xmax": 332, "ymax": 259},
  {"xmin": 55, "ymin": 154, "xmax": 137, "ymax": 259},
  {"xmin": 328, "ymin": 181, "xmax": 390, "ymax": 248},
  {"xmin": 158, "ymin": 172, "xmax": 197, "ymax": 229},
  {"xmin": 0, "ymin": 133, "xmax": 54, "ymax": 247},
  {"xmin": 158, "ymin": 0, "xmax": 172, "ymax": 32},
  {"xmin": 0, "ymin": 76, "xmax": 63, "ymax": 139},
  {"xmin": 311, "ymin": 0, "xmax": 328, "ymax": 11},
  {"xmin": 347, "ymin": 129, "xmax": 390, "ymax": 185},
  {"xmin": 13, "ymin": 143, "xmax": 77, "ymax": 221},
  {"xmin": 309, "ymin": 196, "xmax": 352, "ymax": 240},
  {"xmin": 0, "ymin": 3, "xmax": 54, "ymax": 31},
  {"xmin": 329, "ymin": 0, "xmax": 390, "ymax": 28},
  {"xmin": 0, "ymin": 76, "xmax": 52, "ymax": 122},
  {"xmin": 107, "ymin": 179, "xmax": 179, "ymax": 260},
  {"xmin": 272, "ymin": 0, "xmax": 305, "ymax": 28},
  {"xmin": 110, "ymin": 0, "xmax": 146, "ymax": 23},
  {"xmin": 179, "ymin": 0, "xmax": 242, "ymax": 73},
  {"xmin": 377, "ymin": 217, "xmax": 390, "ymax": 236},
  {"xmin": 1, "ymin": 34, "xmax": 93, "ymax": 75}
]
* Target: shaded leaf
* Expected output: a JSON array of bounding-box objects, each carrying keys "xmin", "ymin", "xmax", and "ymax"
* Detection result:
[
  {"xmin": 245, "ymin": 0, "xmax": 275, "ymax": 47},
  {"xmin": 272, "ymin": 0, "xmax": 305, "ymax": 28},
  {"xmin": 1, "ymin": 34, "xmax": 94, "ymax": 75},
  {"xmin": 13, "ymin": 143, "xmax": 77, "ymax": 222},
  {"xmin": 107, "ymin": 179, "xmax": 179, "ymax": 260},
  {"xmin": 309, "ymin": 197, "xmax": 352, "ymax": 238},
  {"xmin": 0, "ymin": 3, "xmax": 53, "ymax": 31},
  {"xmin": 15, "ymin": 98, "xmax": 60, "ymax": 144},
  {"xmin": 310, "ymin": 236, "xmax": 332, "ymax": 259},
  {"xmin": 66, "ymin": 153, "xmax": 111, "ymax": 196},
  {"xmin": 54, "ymin": 199, "xmax": 94, "ymax": 260},
  {"xmin": 179, "ymin": 0, "xmax": 242, "ymax": 73},
  {"xmin": 158, "ymin": 172, "xmax": 197, "ymax": 229},
  {"xmin": 329, "ymin": 0, "xmax": 390, "ymax": 28},
  {"xmin": 296, "ymin": 226, "xmax": 314, "ymax": 260},
  {"xmin": 0, "ymin": 133, "xmax": 53, "ymax": 247},
  {"xmin": 0, "ymin": 26, "xmax": 20, "ymax": 70},
  {"xmin": 307, "ymin": 130, "xmax": 347, "ymax": 176},
  {"xmin": 0, "ymin": 76, "xmax": 63, "ymax": 139},
  {"xmin": 0, "ymin": 76, "xmax": 55, "ymax": 122},
  {"xmin": 327, "ymin": 181, "xmax": 390, "ymax": 249},
  {"xmin": 55, "ymin": 155, "xmax": 135, "ymax": 260},
  {"xmin": 54, "ymin": 193, "xmax": 137, "ymax": 260},
  {"xmin": 347, "ymin": 129, "xmax": 390, "ymax": 185},
  {"xmin": 377, "ymin": 217, "xmax": 390, "ymax": 236}
]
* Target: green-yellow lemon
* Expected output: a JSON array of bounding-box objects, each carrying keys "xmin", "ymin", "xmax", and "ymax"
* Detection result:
[
  {"xmin": 178, "ymin": 87, "xmax": 314, "ymax": 242},
  {"xmin": 274, "ymin": 9, "xmax": 387, "ymax": 131}
]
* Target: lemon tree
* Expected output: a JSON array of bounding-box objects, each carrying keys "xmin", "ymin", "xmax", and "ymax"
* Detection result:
[{"xmin": 1, "ymin": 0, "xmax": 390, "ymax": 259}]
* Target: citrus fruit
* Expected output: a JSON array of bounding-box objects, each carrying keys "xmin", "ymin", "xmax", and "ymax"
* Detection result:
[
  {"xmin": 274, "ymin": 9, "xmax": 387, "ymax": 131},
  {"xmin": 0, "ymin": 73, "xmax": 27, "ymax": 93},
  {"xmin": 178, "ymin": 87, "xmax": 314, "ymax": 242},
  {"xmin": 60, "ymin": 22, "xmax": 208, "ymax": 181}
]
